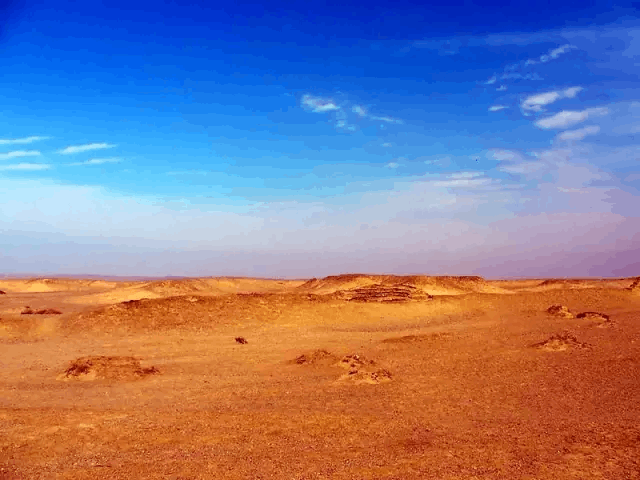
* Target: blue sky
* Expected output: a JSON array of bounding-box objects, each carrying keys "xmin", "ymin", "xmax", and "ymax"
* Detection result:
[{"xmin": 1, "ymin": 0, "xmax": 640, "ymax": 277}]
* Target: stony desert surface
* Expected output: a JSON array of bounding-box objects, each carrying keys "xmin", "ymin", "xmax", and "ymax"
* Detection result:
[{"xmin": 1, "ymin": 274, "xmax": 639, "ymax": 479}]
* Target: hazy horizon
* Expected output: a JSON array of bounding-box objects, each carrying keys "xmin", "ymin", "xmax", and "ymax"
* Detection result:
[{"xmin": 2, "ymin": 0, "xmax": 639, "ymax": 277}]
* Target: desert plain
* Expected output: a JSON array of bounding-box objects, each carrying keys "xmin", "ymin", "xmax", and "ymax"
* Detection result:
[{"xmin": 1, "ymin": 274, "xmax": 639, "ymax": 479}]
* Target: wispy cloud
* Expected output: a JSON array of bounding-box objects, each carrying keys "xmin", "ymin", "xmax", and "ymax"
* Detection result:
[
  {"xmin": 556, "ymin": 125, "xmax": 600, "ymax": 141},
  {"xmin": 535, "ymin": 107, "xmax": 608, "ymax": 129},
  {"xmin": 422, "ymin": 155, "xmax": 451, "ymax": 166},
  {"xmin": 0, "ymin": 136, "xmax": 50, "ymax": 145},
  {"xmin": 68, "ymin": 157, "xmax": 121, "ymax": 166},
  {"xmin": 525, "ymin": 44, "xmax": 577, "ymax": 65},
  {"xmin": 386, "ymin": 162, "xmax": 400, "ymax": 168},
  {"xmin": 381, "ymin": 143, "xmax": 392, "ymax": 147},
  {"xmin": 482, "ymin": 42, "xmax": 578, "ymax": 88},
  {"xmin": 499, "ymin": 72, "xmax": 543, "ymax": 81},
  {"xmin": 301, "ymin": 93, "xmax": 403, "ymax": 131},
  {"xmin": 490, "ymin": 149, "xmax": 524, "ymax": 162},
  {"xmin": 496, "ymin": 85, "xmax": 507, "ymax": 91},
  {"xmin": 57, "ymin": 143, "xmax": 116, "ymax": 155},
  {"xmin": 0, "ymin": 150, "xmax": 41, "ymax": 160},
  {"xmin": 521, "ymin": 86, "xmax": 582, "ymax": 112},
  {"xmin": 489, "ymin": 105, "xmax": 508, "ymax": 112},
  {"xmin": 0, "ymin": 163, "xmax": 50, "ymax": 171},
  {"xmin": 301, "ymin": 95, "xmax": 340, "ymax": 113},
  {"xmin": 370, "ymin": 115, "xmax": 403, "ymax": 124},
  {"xmin": 352, "ymin": 105, "xmax": 367, "ymax": 117},
  {"xmin": 490, "ymin": 148, "xmax": 548, "ymax": 175}
]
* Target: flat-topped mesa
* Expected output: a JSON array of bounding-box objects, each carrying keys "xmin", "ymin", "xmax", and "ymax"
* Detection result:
[
  {"xmin": 296, "ymin": 274, "xmax": 506, "ymax": 296},
  {"xmin": 340, "ymin": 284, "xmax": 433, "ymax": 303},
  {"xmin": 538, "ymin": 279, "xmax": 586, "ymax": 287}
]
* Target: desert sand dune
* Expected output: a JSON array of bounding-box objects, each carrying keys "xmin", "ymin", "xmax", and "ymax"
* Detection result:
[
  {"xmin": 62, "ymin": 276, "xmax": 305, "ymax": 305},
  {"xmin": 1, "ymin": 274, "xmax": 640, "ymax": 479},
  {"xmin": 0, "ymin": 277, "xmax": 120, "ymax": 293}
]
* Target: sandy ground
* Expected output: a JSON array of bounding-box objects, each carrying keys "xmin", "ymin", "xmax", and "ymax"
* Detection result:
[{"xmin": 1, "ymin": 275, "xmax": 639, "ymax": 479}]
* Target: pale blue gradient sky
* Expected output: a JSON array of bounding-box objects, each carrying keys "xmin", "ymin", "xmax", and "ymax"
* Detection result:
[{"xmin": 1, "ymin": 1, "xmax": 639, "ymax": 277}]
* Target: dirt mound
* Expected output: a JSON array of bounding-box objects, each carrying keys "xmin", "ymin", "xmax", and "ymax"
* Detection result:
[
  {"xmin": 57, "ymin": 356, "xmax": 159, "ymax": 381},
  {"xmin": 337, "ymin": 353, "xmax": 377, "ymax": 371},
  {"xmin": 338, "ymin": 368, "xmax": 393, "ymax": 384},
  {"xmin": 21, "ymin": 307, "xmax": 62, "ymax": 315},
  {"xmin": 68, "ymin": 292, "xmax": 334, "ymax": 332},
  {"xmin": 67, "ymin": 296, "xmax": 227, "ymax": 332},
  {"xmin": 627, "ymin": 278, "xmax": 640, "ymax": 293},
  {"xmin": 292, "ymin": 349, "xmax": 338, "ymax": 366},
  {"xmin": 532, "ymin": 332, "xmax": 590, "ymax": 352},
  {"xmin": 547, "ymin": 305, "xmax": 574, "ymax": 318},
  {"xmin": 576, "ymin": 311, "xmax": 610, "ymax": 321},
  {"xmin": 0, "ymin": 290, "xmax": 5, "ymax": 295},
  {"xmin": 576, "ymin": 311, "xmax": 613, "ymax": 328},
  {"xmin": 143, "ymin": 278, "xmax": 211, "ymax": 295},
  {"xmin": 292, "ymin": 351, "xmax": 392, "ymax": 383},
  {"xmin": 335, "ymin": 354, "xmax": 393, "ymax": 384}
]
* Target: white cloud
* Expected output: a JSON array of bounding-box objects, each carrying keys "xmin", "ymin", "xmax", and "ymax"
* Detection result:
[
  {"xmin": 301, "ymin": 94, "xmax": 340, "ymax": 113},
  {"xmin": 352, "ymin": 105, "xmax": 367, "ymax": 117},
  {"xmin": 381, "ymin": 143, "xmax": 392, "ymax": 147},
  {"xmin": 301, "ymin": 94, "xmax": 403, "ymax": 129},
  {"xmin": 490, "ymin": 149, "xmax": 523, "ymax": 162},
  {"xmin": 68, "ymin": 157, "xmax": 122, "ymax": 166},
  {"xmin": 0, "ymin": 150, "xmax": 41, "ymax": 160},
  {"xmin": 57, "ymin": 143, "xmax": 116, "ymax": 155},
  {"xmin": 500, "ymin": 72, "xmax": 543, "ymax": 81},
  {"xmin": 371, "ymin": 115, "xmax": 403, "ymax": 124},
  {"xmin": 497, "ymin": 85, "xmax": 507, "ymax": 91},
  {"xmin": 546, "ymin": 44, "xmax": 578, "ymax": 60},
  {"xmin": 556, "ymin": 125, "xmax": 600, "ymax": 141},
  {"xmin": 386, "ymin": 162, "xmax": 400, "ymax": 168},
  {"xmin": 432, "ymin": 177, "xmax": 492, "ymax": 188},
  {"xmin": 525, "ymin": 44, "xmax": 577, "ymax": 65},
  {"xmin": 422, "ymin": 155, "xmax": 450, "ymax": 165},
  {"xmin": 0, "ymin": 136, "xmax": 50, "ymax": 145},
  {"xmin": 521, "ymin": 86, "xmax": 582, "ymax": 112},
  {"xmin": 535, "ymin": 107, "xmax": 608, "ymax": 129},
  {"xmin": 489, "ymin": 105, "xmax": 508, "ymax": 112},
  {"xmin": 0, "ymin": 163, "xmax": 50, "ymax": 171},
  {"xmin": 485, "ymin": 75, "xmax": 497, "ymax": 85}
]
